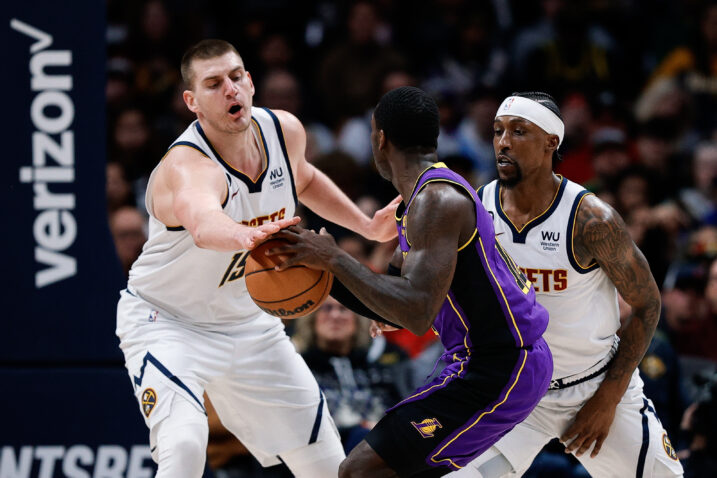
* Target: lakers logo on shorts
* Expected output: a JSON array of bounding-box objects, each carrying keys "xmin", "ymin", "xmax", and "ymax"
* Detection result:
[
  {"xmin": 411, "ymin": 418, "xmax": 442, "ymax": 438},
  {"xmin": 662, "ymin": 433, "xmax": 678, "ymax": 460},
  {"xmin": 142, "ymin": 388, "xmax": 157, "ymax": 417}
]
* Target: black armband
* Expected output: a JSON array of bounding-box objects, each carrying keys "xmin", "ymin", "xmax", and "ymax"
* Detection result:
[{"xmin": 329, "ymin": 279, "xmax": 403, "ymax": 329}]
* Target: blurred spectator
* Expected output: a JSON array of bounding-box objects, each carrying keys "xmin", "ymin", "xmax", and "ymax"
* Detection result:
[
  {"xmin": 106, "ymin": 57, "xmax": 136, "ymax": 117},
  {"xmin": 613, "ymin": 165, "xmax": 686, "ymax": 284},
  {"xmin": 126, "ymin": 0, "xmax": 185, "ymax": 115},
  {"xmin": 336, "ymin": 68, "xmax": 416, "ymax": 165},
  {"xmin": 661, "ymin": 259, "xmax": 717, "ymax": 361},
  {"xmin": 421, "ymin": 7, "xmax": 507, "ymax": 97},
  {"xmin": 318, "ymin": 1, "xmax": 406, "ymax": 126},
  {"xmin": 635, "ymin": 118, "xmax": 683, "ymax": 202},
  {"xmin": 554, "ymin": 93, "xmax": 595, "ymax": 184},
  {"xmin": 679, "ymin": 141, "xmax": 717, "ymax": 226},
  {"xmin": 454, "ymin": 90, "xmax": 500, "ymax": 184},
  {"xmin": 679, "ymin": 377, "xmax": 717, "ymax": 477},
  {"xmin": 106, "ymin": 161, "xmax": 134, "ymax": 213},
  {"xmin": 584, "ymin": 127, "xmax": 632, "ymax": 193},
  {"xmin": 293, "ymin": 297, "xmax": 413, "ymax": 452},
  {"xmin": 514, "ymin": 2, "xmax": 623, "ymax": 100},
  {"xmin": 110, "ymin": 107, "xmax": 161, "ymax": 182},
  {"xmin": 153, "ymin": 82, "xmax": 197, "ymax": 146},
  {"xmin": 649, "ymin": 1, "xmax": 717, "ymax": 136},
  {"xmin": 109, "ymin": 206, "xmax": 147, "ymax": 277},
  {"xmin": 258, "ymin": 69, "xmax": 335, "ymax": 158}
]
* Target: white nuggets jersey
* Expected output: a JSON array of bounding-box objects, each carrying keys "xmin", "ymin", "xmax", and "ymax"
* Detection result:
[
  {"xmin": 479, "ymin": 177, "xmax": 619, "ymax": 378},
  {"xmin": 128, "ymin": 107, "xmax": 297, "ymax": 326}
]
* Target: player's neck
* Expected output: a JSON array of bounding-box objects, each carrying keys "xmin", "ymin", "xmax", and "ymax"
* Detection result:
[
  {"xmin": 393, "ymin": 156, "xmax": 436, "ymax": 201},
  {"xmin": 201, "ymin": 120, "xmax": 263, "ymax": 177},
  {"xmin": 501, "ymin": 172, "xmax": 561, "ymax": 220}
]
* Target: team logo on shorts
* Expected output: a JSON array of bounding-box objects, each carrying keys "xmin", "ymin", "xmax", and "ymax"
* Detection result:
[
  {"xmin": 411, "ymin": 418, "xmax": 442, "ymax": 438},
  {"xmin": 141, "ymin": 388, "xmax": 157, "ymax": 417},
  {"xmin": 662, "ymin": 433, "xmax": 678, "ymax": 460}
]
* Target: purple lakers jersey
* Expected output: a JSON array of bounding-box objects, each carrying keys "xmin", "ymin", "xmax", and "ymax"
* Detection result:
[{"xmin": 396, "ymin": 163, "xmax": 549, "ymax": 373}]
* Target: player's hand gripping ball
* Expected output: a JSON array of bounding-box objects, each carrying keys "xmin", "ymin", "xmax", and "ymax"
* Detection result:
[{"xmin": 245, "ymin": 239, "xmax": 333, "ymax": 318}]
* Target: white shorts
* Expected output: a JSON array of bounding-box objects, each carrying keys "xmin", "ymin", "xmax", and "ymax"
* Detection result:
[
  {"xmin": 492, "ymin": 368, "xmax": 684, "ymax": 477},
  {"xmin": 116, "ymin": 289, "xmax": 340, "ymax": 467}
]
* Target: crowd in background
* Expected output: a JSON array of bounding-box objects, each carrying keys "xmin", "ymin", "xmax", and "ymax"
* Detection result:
[{"xmin": 106, "ymin": 1, "xmax": 717, "ymax": 476}]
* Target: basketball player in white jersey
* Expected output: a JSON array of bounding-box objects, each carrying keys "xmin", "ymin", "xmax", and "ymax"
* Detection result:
[
  {"xmin": 116, "ymin": 39, "xmax": 399, "ymax": 478},
  {"xmin": 449, "ymin": 92, "xmax": 683, "ymax": 477}
]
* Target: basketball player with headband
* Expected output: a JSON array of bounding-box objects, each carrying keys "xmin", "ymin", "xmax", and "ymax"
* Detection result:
[{"xmin": 448, "ymin": 92, "xmax": 684, "ymax": 477}]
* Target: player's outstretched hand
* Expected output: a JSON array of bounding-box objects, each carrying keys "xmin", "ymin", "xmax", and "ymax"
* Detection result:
[
  {"xmin": 240, "ymin": 216, "xmax": 301, "ymax": 250},
  {"xmin": 266, "ymin": 226, "xmax": 339, "ymax": 271},
  {"xmin": 560, "ymin": 389, "xmax": 618, "ymax": 458},
  {"xmin": 365, "ymin": 195, "xmax": 402, "ymax": 242}
]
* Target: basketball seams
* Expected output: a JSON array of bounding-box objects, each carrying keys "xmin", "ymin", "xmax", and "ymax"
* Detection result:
[{"xmin": 248, "ymin": 270, "xmax": 326, "ymax": 304}]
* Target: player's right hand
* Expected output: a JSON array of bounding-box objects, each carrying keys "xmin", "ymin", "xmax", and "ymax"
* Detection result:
[{"xmin": 240, "ymin": 216, "xmax": 301, "ymax": 250}]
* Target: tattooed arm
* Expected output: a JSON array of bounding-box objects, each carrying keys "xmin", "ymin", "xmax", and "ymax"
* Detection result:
[
  {"xmin": 561, "ymin": 194, "xmax": 661, "ymax": 457},
  {"xmin": 271, "ymin": 183, "xmax": 475, "ymax": 335}
]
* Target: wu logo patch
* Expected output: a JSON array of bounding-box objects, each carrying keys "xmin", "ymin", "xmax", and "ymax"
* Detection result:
[
  {"xmin": 142, "ymin": 388, "xmax": 157, "ymax": 417},
  {"xmin": 662, "ymin": 433, "xmax": 678, "ymax": 460},
  {"xmin": 541, "ymin": 231, "xmax": 560, "ymax": 241},
  {"xmin": 411, "ymin": 418, "xmax": 442, "ymax": 438},
  {"xmin": 269, "ymin": 167, "xmax": 285, "ymax": 189}
]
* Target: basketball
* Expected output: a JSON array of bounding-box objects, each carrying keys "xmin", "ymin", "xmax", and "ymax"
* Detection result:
[{"xmin": 245, "ymin": 239, "xmax": 333, "ymax": 318}]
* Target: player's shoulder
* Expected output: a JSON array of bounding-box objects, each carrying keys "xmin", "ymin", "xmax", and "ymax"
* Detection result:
[
  {"xmin": 575, "ymin": 192, "xmax": 620, "ymax": 225},
  {"xmin": 412, "ymin": 181, "xmax": 474, "ymax": 220},
  {"xmin": 158, "ymin": 142, "xmax": 223, "ymax": 184},
  {"xmin": 266, "ymin": 109, "xmax": 303, "ymax": 134}
]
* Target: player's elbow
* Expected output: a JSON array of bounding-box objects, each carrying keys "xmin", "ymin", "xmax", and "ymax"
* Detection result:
[
  {"xmin": 404, "ymin": 309, "xmax": 435, "ymax": 336},
  {"xmin": 189, "ymin": 222, "xmax": 213, "ymax": 249}
]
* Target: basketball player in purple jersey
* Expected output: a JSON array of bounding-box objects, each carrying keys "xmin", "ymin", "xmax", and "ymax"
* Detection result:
[{"xmin": 270, "ymin": 86, "xmax": 553, "ymax": 477}]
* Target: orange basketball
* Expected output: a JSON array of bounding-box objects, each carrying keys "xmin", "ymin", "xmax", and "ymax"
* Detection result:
[{"xmin": 245, "ymin": 239, "xmax": 333, "ymax": 318}]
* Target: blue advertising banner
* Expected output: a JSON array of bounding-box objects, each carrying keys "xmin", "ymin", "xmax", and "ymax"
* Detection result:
[
  {"xmin": 0, "ymin": 368, "xmax": 155, "ymax": 478},
  {"xmin": 1, "ymin": 1, "xmax": 125, "ymax": 362}
]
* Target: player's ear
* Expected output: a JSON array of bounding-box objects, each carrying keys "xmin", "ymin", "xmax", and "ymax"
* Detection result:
[
  {"xmin": 247, "ymin": 71, "xmax": 255, "ymax": 96},
  {"xmin": 183, "ymin": 90, "xmax": 198, "ymax": 113},
  {"xmin": 546, "ymin": 134, "xmax": 559, "ymax": 153},
  {"xmin": 378, "ymin": 129, "xmax": 387, "ymax": 151}
]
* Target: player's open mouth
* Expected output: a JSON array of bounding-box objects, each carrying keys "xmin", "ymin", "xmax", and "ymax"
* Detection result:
[
  {"xmin": 228, "ymin": 104, "xmax": 242, "ymax": 116},
  {"xmin": 497, "ymin": 154, "xmax": 513, "ymax": 166}
]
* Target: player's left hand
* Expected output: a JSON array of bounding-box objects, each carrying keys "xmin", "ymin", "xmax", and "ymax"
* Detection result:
[
  {"xmin": 560, "ymin": 390, "xmax": 618, "ymax": 458},
  {"xmin": 364, "ymin": 195, "xmax": 402, "ymax": 242},
  {"xmin": 267, "ymin": 226, "xmax": 339, "ymax": 271}
]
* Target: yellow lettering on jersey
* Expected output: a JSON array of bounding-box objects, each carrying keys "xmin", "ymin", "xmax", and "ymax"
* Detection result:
[
  {"xmin": 519, "ymin": 267, "xmax": 568, "ymax": 292},
  {"xmin": 240, "ymin": 207, "xmax": 286, "ymax": 227}
]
